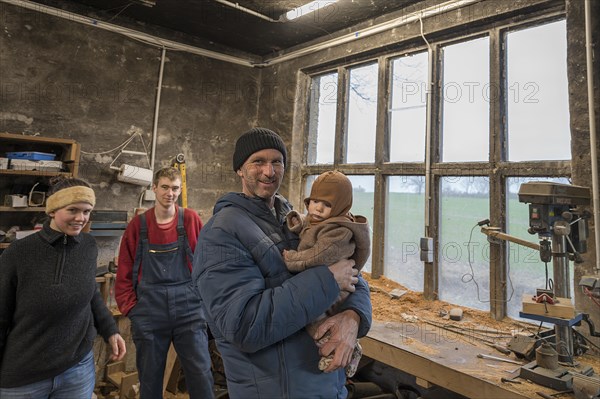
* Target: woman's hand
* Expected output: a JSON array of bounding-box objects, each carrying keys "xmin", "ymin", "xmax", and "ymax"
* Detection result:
[{"xmin": 108, "ymin": 333, "xmax": 127, "ymax": 361}]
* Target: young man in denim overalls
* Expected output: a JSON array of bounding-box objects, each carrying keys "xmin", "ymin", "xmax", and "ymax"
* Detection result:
[{"xmin": 116, "ymin": 167, "xmax": 214, "ymax": 399}]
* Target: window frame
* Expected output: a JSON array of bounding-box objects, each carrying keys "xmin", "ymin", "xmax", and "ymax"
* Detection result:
[{"xmin": 298, "ymin": 9, "xmax": 570, "ymax": 320}]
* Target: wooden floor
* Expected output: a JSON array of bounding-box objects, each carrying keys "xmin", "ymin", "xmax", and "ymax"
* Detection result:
[{"xmin": 362, "ymin": 320, "xmax": 593, "ymax": 399}]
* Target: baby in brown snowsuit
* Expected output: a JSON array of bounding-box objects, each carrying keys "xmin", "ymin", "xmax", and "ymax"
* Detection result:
[{"xmin": 283, "ymin": 170, "xmax": 371, "ymax": 377}]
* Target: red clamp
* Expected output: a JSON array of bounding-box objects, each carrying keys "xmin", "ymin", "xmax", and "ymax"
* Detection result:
[{"xmin": 533, "ymin": 293, "xmax": 555, "ymax": 304}]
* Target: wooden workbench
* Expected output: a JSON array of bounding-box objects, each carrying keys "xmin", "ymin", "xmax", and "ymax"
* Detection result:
[{"xmin": 362, "ymin": 320, "xmax": 579, "ymax": 399}]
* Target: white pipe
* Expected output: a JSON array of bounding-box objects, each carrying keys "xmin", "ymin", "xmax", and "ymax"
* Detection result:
[
  {"xmin": 149, "ymin": 47, "xmax": 166, "ymax": 178},
  {"xmin": 422, "ymin": 18, "xmax": 433, "ymax": 232},
  {"xmin": 584, "ymin": 0, "xmax": 600, "ymax": 272},
  {"xmin": 213, "ymin": 0, "xmax": 279, "ymax": 23},
  {"xmin": 1, "ymin": 0, "xmax": 255, "ymax": 67}
]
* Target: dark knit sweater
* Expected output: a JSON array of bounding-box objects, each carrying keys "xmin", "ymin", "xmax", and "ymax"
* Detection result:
[{"xmin": 0, "ymin": 222, "xmax": 118, "ymax": 388}]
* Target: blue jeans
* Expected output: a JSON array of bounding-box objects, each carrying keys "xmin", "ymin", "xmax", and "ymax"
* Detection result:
[{"xmin": 0, "ymin": 350, "xmax": 95, "ymax": 399}]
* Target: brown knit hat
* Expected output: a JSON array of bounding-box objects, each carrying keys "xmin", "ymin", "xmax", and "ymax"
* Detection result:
[{"xmin": 304, "ymin": 171, "xmax": 353, "ymax": 219}]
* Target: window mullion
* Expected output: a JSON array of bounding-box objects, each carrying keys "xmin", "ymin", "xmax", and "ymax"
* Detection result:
[
  {"xmin": 489, "ymin": 27, "xmax": 508, "ymax": 320},
  {"xmin": 334, "ymin": 67, "xmax": 348, "ymax": 166}
]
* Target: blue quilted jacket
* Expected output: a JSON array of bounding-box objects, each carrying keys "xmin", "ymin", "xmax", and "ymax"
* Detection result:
[{"xmin": 193, "ymin": 192, "xmax": 372, "ymax": 399}]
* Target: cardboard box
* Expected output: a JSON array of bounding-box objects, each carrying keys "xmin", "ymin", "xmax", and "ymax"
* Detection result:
[
  {"xmin": 0, "ymin": 157, "xmax": 7, "ymax": 169},
  {"xmin": 4, "ymin": 194, "xmax": 28, "ymax": 208},
  {"xmin": 522, "ymin": 294, "xmax": 575, "ymax": 319}
]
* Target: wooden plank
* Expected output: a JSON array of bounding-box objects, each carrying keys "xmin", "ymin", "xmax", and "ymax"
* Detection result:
[
  {"xmin": 162, "ymin": 344, "xmax": 177, "ymax": 395},
  {"xmin": 521, "ymin": 294, "xmax": 575, "ymax": 319},
  {"xmin": 107, "ymin": 371, "xmax": 126, "ymax": 387},
  {"xmin": 106, "ymin": 361, "xmax": 125, "ymax": 376},
  {"xmin": 416, "ymin": 377, "xmax": 432, "ymax": 388},
  {"xmin": 119, "ymin": 372, "xmax": 138, "ymax": 399}
]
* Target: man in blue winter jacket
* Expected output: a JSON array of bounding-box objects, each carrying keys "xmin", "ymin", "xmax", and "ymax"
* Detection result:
[{"xmin": 192, "ymin": 127, "xmax": 372, "ymax": 398}]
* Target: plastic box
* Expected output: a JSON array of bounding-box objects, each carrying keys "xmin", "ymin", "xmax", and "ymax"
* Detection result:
[{"xmin": 6, "ymin": 151, "xmax": 56, "ymax": 161}]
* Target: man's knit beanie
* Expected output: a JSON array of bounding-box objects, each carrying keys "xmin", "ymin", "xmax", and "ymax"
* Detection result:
[
  {"xmin": 305, "ymin": 170, "xmax": 353, "ymax": 219},
  {"xmin": 233, "ymin": 127, "xmax": 287, "ymax": 171}
]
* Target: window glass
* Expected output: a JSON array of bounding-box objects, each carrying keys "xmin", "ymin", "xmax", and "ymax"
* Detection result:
[
  {"xmin": 307, "ymin": 73, "xmax": 338, "ymax": 165},
  {"xmin": 385, "ymin": 176, "xmax": 425, "ymax": 291},
  {"xmin": 389, "ymin": 53, "xmax": 429, "ymax": 162},
  {"xmin": 441, "ymin": 37, "xmax": 490, "ymax": 162},
  {"xmin": 506, "ymin": 176, "xmax": 572, "ymax": 320},
  {"xmin": 439, "ymin": 176, "xmax": 490, "ymax": 311},
  {"xmin": 347, "ymin": 63, "xmax": 378, "ymax": 164},
  {"xmin": 348, "ymin": 175, "xmax": 374, "ymax": 272},
  {"xmin": 507, "ymin": 21, "xmax": 570, "ymax": 161}
]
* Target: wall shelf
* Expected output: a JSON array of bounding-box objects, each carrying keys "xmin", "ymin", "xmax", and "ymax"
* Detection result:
[{"xmin": 0, "ymin": 133, "xmax": 80, "ymax": 251}]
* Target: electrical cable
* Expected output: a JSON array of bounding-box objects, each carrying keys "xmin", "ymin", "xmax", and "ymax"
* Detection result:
[
  {"xmin": 583, "ymin": 287, "xmax": 600, "ymax": 307},
  {"xmin": 556, "ymin": 340, "xmax": 575, "ymax": 365},
  {"xmin": 578, "ymin": 331, "xmax": 600, "ymax": 353},
  {"xmin": 464, "ymin": 222, "xmax": 515, "ymax": 303},
  {"xmin": 418, "ymin": 14, "xmax": 432, "ymax": 52},
  {"xmin": 80, "ymin": 132, "xmax": 140, "ymax": 155}
]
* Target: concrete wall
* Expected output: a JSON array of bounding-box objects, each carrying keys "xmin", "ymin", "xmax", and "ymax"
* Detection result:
[{"xmin": 1, "ymin": 2, "xmax": 261, "ymax": 263}]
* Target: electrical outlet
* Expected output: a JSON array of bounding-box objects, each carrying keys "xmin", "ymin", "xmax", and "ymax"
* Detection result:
[{"xmin": 143, "ymin": 189, "xmax": 155, "ymax": 201}]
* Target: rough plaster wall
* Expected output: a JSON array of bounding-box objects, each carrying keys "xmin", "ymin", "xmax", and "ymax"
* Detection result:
[
  {"xmin": 566, "ymin": 0, "xmax": 600, "ymax": 345},
  {"xmin": 142, "ymin": 50, "xmax": 260, "ymax": 220},
  {"xmin": 0, "ymin": 3, "xmax": 261, "ymax": 265}
]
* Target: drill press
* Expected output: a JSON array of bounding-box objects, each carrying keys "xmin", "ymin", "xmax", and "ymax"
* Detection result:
[{"xmin": 516, "ymin": 181, "xmax": 595, "ymax": 390}]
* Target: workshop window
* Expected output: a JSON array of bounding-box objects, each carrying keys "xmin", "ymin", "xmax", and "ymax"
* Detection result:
[
  {"xmin": 506, "ymin": 20, "xmax": 571, "ymax": 161},
  {"xmin": 302, "ymin": 13, "xmax": 571, "ymax": 317},
  {"xmin": 441, "ymin": 36, "xmax": 490, "ymax": 162},
  {"xmin": 389, "ymin": 52, "xmax": 429, "ymax": 162},
  {"xmin": 439, "ymin": 176, "xmax": 490, "ymax": 311},
  {"xmin": 385, "ymin": 176, "xmax": 425, "ymax": 291},
  {"xmin": 346, "ymin": 63, "xmax": 378, "ymax": 164},
  {"xmin": 307, "ymin": 72, "xmax": 338, "ymax": 165},
  {"xmin": 506, "ymin": 176, "xmax": 573, "ymax": 320}
]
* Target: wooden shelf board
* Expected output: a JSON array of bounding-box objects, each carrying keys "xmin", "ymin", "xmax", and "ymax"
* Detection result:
[
  {"xmin": 0, "ymin": 206, "xmax": 46, "ymax": 212},
  {"xmin": 0, "ymin": 170, "xmax": 73, "ymax": 177}
]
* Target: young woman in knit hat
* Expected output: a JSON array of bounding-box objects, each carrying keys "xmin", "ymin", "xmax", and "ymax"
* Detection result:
[
  {"xmin": 283, "ymin": 170, "xmax": 371, "ymax": 377},
  {"xmin": 0, "ymin": 177, "xmax": 126, "ymax": 398}
]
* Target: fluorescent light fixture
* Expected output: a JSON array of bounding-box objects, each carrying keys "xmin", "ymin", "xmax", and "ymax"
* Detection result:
[{"xmin": 282, "ymin": 0, "xmax": 340, "ymax": 22}]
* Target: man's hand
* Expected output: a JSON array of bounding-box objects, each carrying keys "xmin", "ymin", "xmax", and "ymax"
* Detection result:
[
  {"xmin": 328, "ymin": 259, "xmax": 358, "ymax": 292},
  {"xmin": 313, "ymin": 310, "xmax": 360, "ymax": 373}
]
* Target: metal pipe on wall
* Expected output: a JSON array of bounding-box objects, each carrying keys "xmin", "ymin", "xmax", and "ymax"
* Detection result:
[
  {"xmin": 584, "ymin": 0, "xmax": 600, "ymax": 272},
  {"xmin": 212, "ymin": 0, "xmax": 279, "ymax": 22},
  {"xmin": 149, "ymin": 47, "xmax": 166, "ymax": 176}
]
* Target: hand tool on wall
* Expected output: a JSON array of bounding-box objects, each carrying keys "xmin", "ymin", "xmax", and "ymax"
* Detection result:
[{"xmin": 172, "ymin": 153, "xmax": 187, "ymax": 207}]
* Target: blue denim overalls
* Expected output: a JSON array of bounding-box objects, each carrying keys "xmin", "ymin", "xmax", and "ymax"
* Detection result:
[{"xmin": 129, "ymin": 208, "xmax": 214, "ymax": 399}]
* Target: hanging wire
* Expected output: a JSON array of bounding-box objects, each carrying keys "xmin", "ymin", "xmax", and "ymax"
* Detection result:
[
  {"xmin": 464, "ymin": 222, "xmax": 515, "ymax": 303},
  {"xmin": 80, "ymin": 131, "xmax": 141, "ymax": 155}
]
